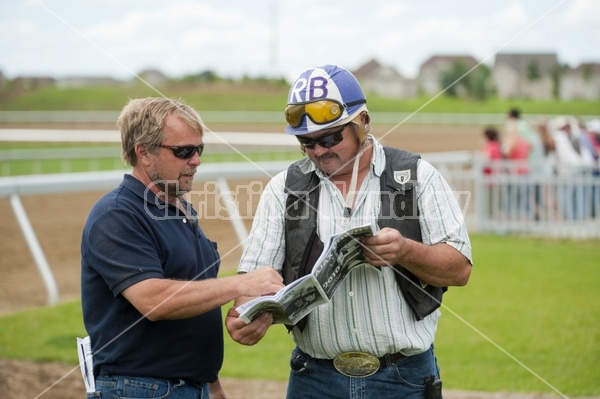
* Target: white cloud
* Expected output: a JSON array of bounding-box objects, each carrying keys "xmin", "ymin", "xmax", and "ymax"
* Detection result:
[
  {"xmin": 492, "ymin": 2, "xmax": 530, "ymax": 28},
  {"xmin": 13, "ymin": 19, "xmax": 37, "ymax": 35},
  {"xmin": 564, "ymin": 0, "xmax": 600, "ymax": 26},
  {"xmin": 374, "ymin": 3, "xmax": 409, "ymax": 19},
  {"xmin": 0, "ymin": 0, "xmax": 597, "ymax": 79}
]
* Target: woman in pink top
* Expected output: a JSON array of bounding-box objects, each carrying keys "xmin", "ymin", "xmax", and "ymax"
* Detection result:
[
  {"xmin": 505, "ymin": 118, "xmax": 532, "ymax": 175},
  {"xmin": 482, "ymin": 126, "xmax": 503, "ymax": 175}
]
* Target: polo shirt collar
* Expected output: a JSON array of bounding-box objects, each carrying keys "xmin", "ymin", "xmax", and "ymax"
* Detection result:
[{"xmin": 121, "ymin": 174, "xmax": 166, "ymax": 206}]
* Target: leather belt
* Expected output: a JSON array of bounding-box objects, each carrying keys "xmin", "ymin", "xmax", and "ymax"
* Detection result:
[
  {"xmin": 316, "ymin": 352, "xmax": 406, "ymax": 367},
  {"xmin": 377, "ymin": 352, "xmax": 407, "ymax": 366}
]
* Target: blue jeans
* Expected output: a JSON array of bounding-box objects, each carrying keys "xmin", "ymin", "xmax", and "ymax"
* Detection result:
[
  {"xmin": 88, "ymin": 375, "xmax": 209, "ymax": 399},
  {"xmin": 286, "ymin": 346, "xmax": 441, "ymax": 399}
]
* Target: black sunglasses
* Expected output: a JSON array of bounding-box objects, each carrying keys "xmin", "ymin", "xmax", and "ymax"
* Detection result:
[
  {"xmin": 158, "ymin": 143, "xmax": 205, "ymax": 159},
  {"xmin": 297, "ymin": 124, "xmax": 348, "ymax": 150}
]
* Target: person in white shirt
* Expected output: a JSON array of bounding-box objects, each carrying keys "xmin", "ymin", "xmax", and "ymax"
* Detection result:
[
  {"xmin": 226, "ymin": 65, "xmax": 472, "ymax": 399},
  {"xmin": 550, "ymin": 116, "xmax": 597, "ymax": 220}
]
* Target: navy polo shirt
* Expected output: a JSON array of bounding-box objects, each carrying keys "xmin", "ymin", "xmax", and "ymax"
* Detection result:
[{"xmin": 81, "ymin": 174, "xmax": 222, "ymax": 383}]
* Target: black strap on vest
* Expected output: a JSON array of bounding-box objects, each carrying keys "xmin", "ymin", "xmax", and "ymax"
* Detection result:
[{"xmin": 283, "ymin": 148, "xmax": 446, "ymax": 325}]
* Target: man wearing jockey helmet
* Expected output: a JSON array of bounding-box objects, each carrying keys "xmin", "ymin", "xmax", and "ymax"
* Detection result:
[{"xmin": 227, "ymin": 65, "xmax": 473, "ymax": 399}]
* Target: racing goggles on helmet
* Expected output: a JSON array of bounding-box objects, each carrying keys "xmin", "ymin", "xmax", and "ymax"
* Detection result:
[{"xmin": 285, "ymin": 99, "xmax": 366, "ymax": 128}]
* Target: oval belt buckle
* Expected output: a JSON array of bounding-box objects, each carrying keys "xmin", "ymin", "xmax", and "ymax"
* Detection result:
[{"xmin": 333, "ymin": 352, "xmax": 380, "ymax": 378}]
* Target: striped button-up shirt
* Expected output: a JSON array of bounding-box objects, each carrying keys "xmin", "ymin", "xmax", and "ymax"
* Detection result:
[{"xmin": 238, "ymin": 137, "xmax": 472, "ymax": 359}]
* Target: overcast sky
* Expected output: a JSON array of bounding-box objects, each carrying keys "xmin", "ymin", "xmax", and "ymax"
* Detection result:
[{"xmin": 1, "ymin": 0, "xmax": 598, "ymax": 82}]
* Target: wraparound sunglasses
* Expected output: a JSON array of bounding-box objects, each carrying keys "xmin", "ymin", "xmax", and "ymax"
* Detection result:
[
  {"xmin": 158, "ymin": 143, "xmax": 205, "ymax": 159},
  {"xmin": 296, "ymin": 124, "xmax": 349, "ymax": 150}
]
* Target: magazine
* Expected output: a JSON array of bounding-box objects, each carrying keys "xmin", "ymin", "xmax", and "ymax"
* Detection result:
[
  {"xmin": 76, "ymin": 336, "xmax": 95, "ymax": 393},
  {"xmin": 236, "ymin": 222, "xmax": 379, "ymax": 325}
]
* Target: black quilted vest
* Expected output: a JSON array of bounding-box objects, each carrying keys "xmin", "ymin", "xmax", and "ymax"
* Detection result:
[{"xmin": 283, "ymin": 147, "xmax": 446, "ymax": 321}]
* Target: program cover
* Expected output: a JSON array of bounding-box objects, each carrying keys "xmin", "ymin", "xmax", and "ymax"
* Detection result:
[{"xmin": 236, "ymin": 222, "xmax": 378, "ymax": 325}]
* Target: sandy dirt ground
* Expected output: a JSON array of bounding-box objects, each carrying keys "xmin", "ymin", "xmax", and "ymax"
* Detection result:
[{"xmin": 1, "ymin": 125, "xmax": 593, "ymax": 399}]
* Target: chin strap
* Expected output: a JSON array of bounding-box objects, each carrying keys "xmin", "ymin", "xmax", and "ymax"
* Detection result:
[{"xmin": 342, "ymin": 136, "xmax": 372, "ymax": 225}]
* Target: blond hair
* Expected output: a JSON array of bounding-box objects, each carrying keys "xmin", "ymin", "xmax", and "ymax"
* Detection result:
[{"xmin": 118, "ymin": 97, "xmax": 205, "ymax": 166}]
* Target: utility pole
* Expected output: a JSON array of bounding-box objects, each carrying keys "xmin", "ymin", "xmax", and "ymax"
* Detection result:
[{"xmin": 269, "ymin": 0, "xmax": 279, "ymax": 78}]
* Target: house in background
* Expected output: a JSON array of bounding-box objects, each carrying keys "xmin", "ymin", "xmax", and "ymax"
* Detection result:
[
  {"xmin": 57, "ymin": 69, "xmax": 168, "ymax": 88},
  {"xmin": 3, "ymin": 55, "xmax": 599, "ymax": 100},
  {"xmin": 57, "ymin": 76, "xmax": 122, "ymax": 88},
  {"xmin": 560, "ymin": 62, "xmax": 600, "ymax": 100},
  {"xmin": 135, "ymin": 69, "xmax": 169, "ymax": 86},
  {"xmin": 417, "ymin": 55, "xmax": 479, "ymax": 96},
  {"xmin": 492, "ymin": 52, "xmax": 558, "ymax": 100},
  {"xmin": 352, "ymin": 59, "xmax": 416, "ymax": 99},
  {"xmin": 11, "ymin": 76, "xmax": 56, "ymax": 90}
]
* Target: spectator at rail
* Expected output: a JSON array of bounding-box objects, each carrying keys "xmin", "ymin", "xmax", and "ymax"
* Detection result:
[
  {"xmin": 584, "ymin": 119, "xmax": 600, "ymax": 217},
  {"xmin": 481, "ymin": 126, "xmax": 504, "ymax": 218},
  {"xmin": 503, "ymin": 110, "xmax": 533, "ymax": 219},
  {"xmin": 578, "ymin": 119, "xmax": 600, "ymax": 217},
  {"xmin": 586, "ymin": 119, "xmax": 600, "ymax": 153},
  {"xmin": 481, "ymin": 126, "xmax": 504, "ymax": 175},
  {"xmin": 576, "ymin": 119, "xmax": 599, "ymax": 169},
  {"xmin": 532, "ymin": 119, "xmax": 560, "ymax": 220},
  {"xmin": 535, "ymin": 119, "xmax": 558, "ymax": 175},
  {"xmin": 551, "ymin": 116, "xmax": 595, "ymax": 172},
  {"xmin": 507, "ymin": 108, "xmax": 563, "ymax": 221},
  {"xmin": 549, "ymin": 116, "xmax": 593, "ymax": 220},
  {"xmin": 505, "ymin": 108, "xmax": 545, "ymax": 169}
]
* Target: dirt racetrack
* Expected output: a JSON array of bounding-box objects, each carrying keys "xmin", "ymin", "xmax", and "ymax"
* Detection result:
[
  {"xmin": 0, "ymin": 124, "xmax": 485, "ymax": 315},
  {"xmin": 1, "ymin": 125, "xmax": 591, "ymax": 399}
]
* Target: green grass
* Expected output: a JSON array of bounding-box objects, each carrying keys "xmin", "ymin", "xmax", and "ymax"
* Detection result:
[
  {"xmin": 0, "ymin": 84, "xmax": 288, "ymax": 111},
  {"xmin": 0, "ymin": 300, "xmax": 87, "ymax": 363},
  {"xmin": 0, "ymin": 85, "xmax": 163, "ymax": 111},
  {"xmin": 1, "ymin": 84, "xmax": 599, "ymax": 115},
  {"xmin": 0, "ymin": 235, "xmax": 599, "ymax": 396},
  {"xmin": 221, "ymin": 316, "xmax": 294, "ymax": 380},
  {"xmin": 366, "ymin": 94, "xmax": 600, "ymax": 115},
  {"xmin": 0, "ymin": 148, "xmax": 303, "ymax": 176},
  {"xmin": 436, "ymin": 235, "xmax": 600, "ymax": 397},
  {"xmin": 2, "ymin": 157, "xmax": 126, "ymax": 175}
]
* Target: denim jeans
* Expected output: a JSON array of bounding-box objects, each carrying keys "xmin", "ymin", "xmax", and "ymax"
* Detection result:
[
  {"xmin": 88, "ymin": 375, "xmax": 209, "ymax": 399},
  {"xmin": 286, "ymin": 345, "xmax": 441, "ymax": 399}
]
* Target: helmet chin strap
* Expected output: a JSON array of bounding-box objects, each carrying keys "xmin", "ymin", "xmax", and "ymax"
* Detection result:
[{"xmin": 343, "ymin": 135, "xmax": 372, "ymax": 225}]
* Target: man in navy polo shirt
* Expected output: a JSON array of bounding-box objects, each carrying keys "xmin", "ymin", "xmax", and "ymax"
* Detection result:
[{"xmin": 81, "ymin": 97, "xmax": 284, "ymax": 399}]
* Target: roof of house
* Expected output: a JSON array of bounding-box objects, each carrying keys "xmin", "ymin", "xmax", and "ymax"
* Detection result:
[
  {"xmin": 494, "ymin": 52, "xmax": 558, "ymax": 75},
  {"xmin": 353, "ymin": 59, "xmax": 403, "ymax": 79},
  {"xmin": 419, "ymin": 55, "xmax": 479, "ymax": 72},
  {"xmin": 566, "ymin": 62, "xmax": 600, "ymax": 76},
  {"xmin": 353, "ymin": 59, "xmax": 383, "ymax": 77}
]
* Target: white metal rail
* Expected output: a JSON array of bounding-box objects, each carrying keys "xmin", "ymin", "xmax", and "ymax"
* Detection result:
[
  {"xmin": 0, "ymin": 162, "xmax": 292, "ymax": 305},
  {"xmin": 2, "ymin": 129, "xmax": 599, "ymax": 305}
]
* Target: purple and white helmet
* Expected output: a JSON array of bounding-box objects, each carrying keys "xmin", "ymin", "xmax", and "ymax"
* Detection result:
[{"xmin": 284, "ymin": 65, "xmax": 368, "ymax": 136}]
